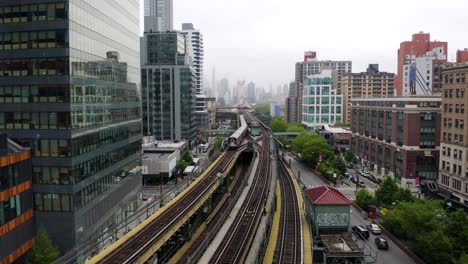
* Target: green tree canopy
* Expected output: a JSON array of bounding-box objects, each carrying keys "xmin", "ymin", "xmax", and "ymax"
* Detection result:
[
  {"xmin": 213, "ymin": 136, "xmax": 224, "ymax": 150},
  {"xmin": 270, "ymin": 117, "xmax": 288, "ymax": 132},
  {"xmin": 443, "ymin": 209, "xmax": 468, "ymax": 260},
  {"xmin": 182, "ymin": 151, "xmax": 193, "ymax": 164},
  {"xmin": 355, "ymin": 188, "xmax": 376, "ymax": 210},
  {"xmin": 255, "ymin": 103, "xmax": 270, "ymax": 115},
  {"xmin": 382, "ymin": 200, "xmax": 444, "ymax": 240},
  {"xmin": 374, "ymin": 177, "xmax": 399, "ymax": 207},
  {"xmin": 344, "ymin": 149, "xmax": 358, "ymax": 164},
  {"xmin": 413, "ymin": 230, "xmax": 454, "ymax": 264},
  {"xmin": 175, "ymin": 160, "xmax": 188, "ymax": 171},
  {"xmin": 27, "ymin": 227, "xmax": 59, "ymax": 264}
]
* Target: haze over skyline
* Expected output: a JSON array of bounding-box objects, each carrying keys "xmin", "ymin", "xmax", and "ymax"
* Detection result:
[{"xmin": 140, "ymin": 0, "xmax": 468, "ymax": 89}]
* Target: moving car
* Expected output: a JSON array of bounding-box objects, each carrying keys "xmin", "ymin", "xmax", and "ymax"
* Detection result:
[
  {"xmin": 343, "ymin": 172, "xmax": 351, "ymax": 179},
  {"xmin": 366, "ymin": 223, "xmax": 381, "ymax": 234},
  {"xmin": 352, "ymin": 225, "xmax": 370, "ymax": 240},
  {"xmin": 347, "ymin": 163, "xmax": 354, "ymax": 169},
  {"xmin": 375, "ymin": 237, "xmax": 389, "ymax": 249}
]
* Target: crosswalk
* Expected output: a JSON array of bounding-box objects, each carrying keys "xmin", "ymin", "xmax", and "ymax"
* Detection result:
[{"xmin": 306, "ymin": 184, "xmax": 375, "ymax": 193}]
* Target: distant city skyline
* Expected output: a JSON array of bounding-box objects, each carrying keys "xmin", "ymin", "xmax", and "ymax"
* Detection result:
[{"xmin": 140, "ymin": 0, "xmax": 468, "ymax": 89}]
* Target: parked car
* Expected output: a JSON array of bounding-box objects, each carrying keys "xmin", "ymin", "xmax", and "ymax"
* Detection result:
[
  {"xmin": 363, "ymin": 172, "xmax": 372, "ymax": 178},
  {"xmin": 376, "ymin": 178, "xmax": 383, "ymax": 184},
  {"xmin": 343, "ymin": 172, "xmax": 351, "ymax": 179},
  {"xmin": 375, "ymin": 237, "xmax": 389, "ymax": 249},
  {"xmin": 347, "ymin": 163, "xmax": 354, "ymax": 169},
  {"xmin": 352, "ymin": 225, "xmax": 370, "ymax": 240},
  {"xmin": 350, "ymin": 176, "xmax": 357, "ymax": 183},
  {"xmin": 366, "ymin": 223, "xmax": 381, "ymax": 234},
  {"xmin": 358, "ymin": 180, "xmax": 366, "ymax": 187}
]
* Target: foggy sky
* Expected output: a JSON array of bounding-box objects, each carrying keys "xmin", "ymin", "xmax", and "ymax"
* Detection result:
[{"xmin": 140, "ymin": 0, "xmax": 468, "ymax": 89}]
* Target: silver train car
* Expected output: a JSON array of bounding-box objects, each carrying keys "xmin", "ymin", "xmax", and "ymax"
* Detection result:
[{"xmin": 228, "ymin": 114, "xmax": 248, "ymax": 149}]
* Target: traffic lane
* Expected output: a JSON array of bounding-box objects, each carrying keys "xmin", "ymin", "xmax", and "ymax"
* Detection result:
[
  {"xmin": 350, "ymin": 208, "xmax": 415, "ymax": 264},
  {"xmin": 347, "ymin": 168, "xmax": 379, "ymax": 190}
]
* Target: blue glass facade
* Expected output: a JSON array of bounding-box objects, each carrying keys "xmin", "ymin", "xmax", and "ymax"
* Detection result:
[{"xmin": 0, "ymin": 0, "xmax": 142, "ymax": 253}]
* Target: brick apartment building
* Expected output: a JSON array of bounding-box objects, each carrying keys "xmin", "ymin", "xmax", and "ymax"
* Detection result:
[{"xmin": 350, "ymin": 97, "xmax": 441, "ymax": 192}]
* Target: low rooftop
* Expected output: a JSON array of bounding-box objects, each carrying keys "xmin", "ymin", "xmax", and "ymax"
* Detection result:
[{"xmin": 304, "ymin": 186, "xmax": 352, "ymax": 206}]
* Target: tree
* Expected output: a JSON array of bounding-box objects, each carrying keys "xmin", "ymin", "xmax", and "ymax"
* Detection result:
[
  {"xmin": 182, "ymin": 151, "xmax": 193, "ymax": 164},
  {"xmin": 374, "ymin": 177, "xmax": 399, "ymax": 207},
  {"xmin": 413, "ymin": 230, "xmax": 454, "ymax": 264},
  {"xmin": 355, "ymin": 188, "xmax": 376, "ymax": 210},
  {"xmin": 456, "ymin": 254, "xmax": 468, "ymax": 264},
  {"xmin": 344, "ymin": 149, "xmax": 358, "ymax": 164},
  {"xmin": 213, "ymin": 136, "xmax": 223, "ymax": 150},
  {"xmin": 331, "ymin": 155, "xmax": 346, "ymax": 175},
  {"xmin": 255, "ymin": 103, "xmax": 270, "ymax": 115},
  {"xmin": 175, "ymin": 160, "xmax": 188, "ymax": 172},
  {"xmin": 270, "ymin": 117, "xmax": 288, "ymax": 132},
  {"xmin": 27, "ymin": 227, "xmax": 59, "ymax": 264},
  {"xmin": 394, "ymin": 188, "xmax": 415, "ymax": 203},
  {"xmin": 286, "ymin": 123, "xmax": 307, "ymax": 134},
  {"xmin": 443, "ymin": 209, "xmax": 468, "ymax": 260},
  {"xmin": 382, "ymin": 200, "xmax": 444, "ymax": 241}
]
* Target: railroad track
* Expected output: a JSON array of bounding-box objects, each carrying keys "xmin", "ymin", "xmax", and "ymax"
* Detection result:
[
  {"xmin": 209, "ymin": 124, "xmax": 271, "ymax": 264},
  {"xmin": 96, "ymin": 150, "xmax": 238, "ymax": 264},
  {"xmin": 274, "ymin": 160, "xmax": 302, "ymax": 263}
]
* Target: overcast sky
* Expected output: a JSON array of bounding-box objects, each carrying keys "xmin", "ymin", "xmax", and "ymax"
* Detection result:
[{"xmin": 139, "ymin": 0, "xmax": 468, "ymax": 90}]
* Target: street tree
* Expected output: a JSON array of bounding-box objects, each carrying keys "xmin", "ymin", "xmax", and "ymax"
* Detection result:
[
  {"xmin": 355, "ymin": 188, "xmax": 376, "ymax": 210},
  {"xmin": 443, "ymin": 209, "xmax": 468, "ymax": 260},
  {"xmin": 413, "ymin": 230, "xmax": 454, "ymax": 264},
  {"xmin": 270, "ymin": 117, "xmax": 288, "ymax": 132},
  {"xmin": 26, "ymin": 227, "xmax": 59, "ymax": 264},
  {"xmin": 374, "ymin": 177, "xmax": 399, "ymax": 207}
]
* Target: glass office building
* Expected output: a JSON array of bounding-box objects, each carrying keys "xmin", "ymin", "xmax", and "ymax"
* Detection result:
[
  {"xmin": 141, "ymin": 31, "xmax": 197, "ymax": 143},
  {"xmin": 0, "ymin": 0, "xmax": 142, "ymax": 253}
]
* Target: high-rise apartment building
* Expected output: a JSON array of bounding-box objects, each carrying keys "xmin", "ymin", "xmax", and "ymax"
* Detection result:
[
  {"xmin": 0, "ymin": 135, "xmax": 34, "ymax": 264},
  {"xmin": 302, "ymin": 70, "xmax": 343, "ymax": 128},
  {"xmin": 438, "ymin": 63, "xmax": 468, "ymax": 206},
  {"xmin": 342, "ymin": 64, "xmax": 395, "ymax": 125},
  {"xmin": 291, "ymin": 52, "xmax": 351, "ymax": 123},
  {"xmin": 141, "ymin": 31, "xmax": 197, "ymax": 143},
  {"xmin": 218, "ymin": 78, "xmax": 230, "ymax": 105},
  {"xmin": 0, "ymin": 1, "xmax": 142, "ymax": 253},
  {"xmin": 350, "ymin": 97, "xmax": 441, "ymax": 191},
  {"xmin": 144, "ymin": 0, "xmax": 173, "ymax": 32},
  {"xmin": 180, "ymin": 23, "xmax": 204, "ymax": 95},
  {"xmin": 286, "ymin": 82, "xmax": 298, "ymax": 123},
  {"xmin": 395, "ymin": 32, "xmax": 447, "ymax": 96},
  {"xmin": 247, "ymin": 82, "xmax": 256, "ymax": 104}
]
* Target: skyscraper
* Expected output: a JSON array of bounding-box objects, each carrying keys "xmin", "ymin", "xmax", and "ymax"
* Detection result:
[
  {"xmin": 141, "ymin": 31, "xmax": 197, "ymax": 143},
  {"xmin": 247, "ymin": 82, "xmax": 256, "ymax": 104},
  {"xmin": 144, "ymin": 0, "xmax": 173, "ymax": 32},
  {"xmin": 180, "ymin": 23, "xmax": 204, "ymax": 95},
  {"xmin": 0, "ymin": 1, "xmax": 142, "ymax": 253},
  {"xmin": 395, "ymin": 32, "xmax": 447, "ymax": 96}
]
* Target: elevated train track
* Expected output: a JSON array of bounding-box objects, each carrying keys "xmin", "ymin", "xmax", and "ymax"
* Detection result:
[
  {"xmin": 88, "ymin": 115, "xmax": 251, "ymax": 264},
  {"xmin": 209, "ymin": 113, "xmax": 272, "ymax": 263},
  {"xmin": 275, "ymin": 159, "xmax": 302, "ymax": 263}
]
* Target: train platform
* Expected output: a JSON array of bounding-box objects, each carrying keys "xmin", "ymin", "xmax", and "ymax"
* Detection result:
[{"xmin": 198, "ymin": 153, "xmax": 260, "ymax": 263}]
